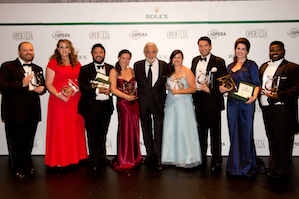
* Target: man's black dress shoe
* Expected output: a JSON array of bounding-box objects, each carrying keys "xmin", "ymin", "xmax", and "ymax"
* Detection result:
[
  {"xmin": 264, "ymin": 166, "xmax": 274, "ymax": 174},
  {"xmin": 15, "ymin": 171, "xmax": 26, "ymax": 179},
  {"xmin": 157, "ymin": 162, "xmax": 164, "ymax": 170},
  {"xmin": 211, "ymin": 163, "xmax": 221, "ymax": 172},
  {"xmin": 101, "ymin": 157, "xmax": 111, "ymax": 165},
  {"xmin": 142, "ymin": 155, "xmax": 155, "ymax": 164},
  {"xmin": 268, "ymin": 171, "xmax": 287, "ymax": 179},
  {"xmin": 25, "ymin": 168, "xmax": 36, "ymax": 176}
]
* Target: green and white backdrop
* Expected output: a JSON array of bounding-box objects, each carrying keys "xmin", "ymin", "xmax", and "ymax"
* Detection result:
[{"xmin": 0, "ymin": 0, "xmax": 299, "ymax": 156}]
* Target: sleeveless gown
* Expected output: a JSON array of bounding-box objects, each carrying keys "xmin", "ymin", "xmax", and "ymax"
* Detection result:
[
  {"xmin": 161, "ymin": 77, "xmax": 202, "ymax": 168},
  {"xmin": 112, "ymin": 69, "xmax": 143, "ymax": 171},
  {"xmin": 45, "ymin": 59, "xmax": 88, "ymax": 167}
]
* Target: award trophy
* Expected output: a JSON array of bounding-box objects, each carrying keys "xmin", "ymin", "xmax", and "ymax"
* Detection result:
[
  {"xmin": 30, "ymin": 71, "xmax": 43, "ymax": 87},
  {"xmin": 123, "ymin": 81, "xmax": 136, "ymax": 96},
  {"xmin": 169, "ymin": 77, "xmax": 184, "ymax": 96},
  {"xmin": 59, "ymin": 79, "xmax": 79, "ymax": 100},
  {"xmin": 217, "ymin": 75, "xmax": 237, "ymax": 92},
  {"xmin": 265, "ymin": 75, "xmax": 280, "ymax": 93},
  {"xmin": 197, "ymin": 72, "xmax": 211, "ymax": 86}
]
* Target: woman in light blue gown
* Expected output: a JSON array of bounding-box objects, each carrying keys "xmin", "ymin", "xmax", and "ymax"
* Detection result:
[{"xmin": 161, "ymin": 50, "xmax": 202, "ymax": 168}]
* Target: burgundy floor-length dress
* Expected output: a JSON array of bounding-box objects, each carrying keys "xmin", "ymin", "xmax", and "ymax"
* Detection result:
[
  {"xmin": 112, "ymin": 69, "xmax": 143, "ymax": 171},
  {"xmin": 45, "ymin": 59, "xmax": 88, "ymax": 167}
]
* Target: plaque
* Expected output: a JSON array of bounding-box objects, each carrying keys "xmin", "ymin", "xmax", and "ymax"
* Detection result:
[{"xmin": 230, "ymin": 81, "xmax": 256, "ymax": 102}]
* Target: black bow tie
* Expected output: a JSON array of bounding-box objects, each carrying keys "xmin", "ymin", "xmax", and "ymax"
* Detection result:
[
  {"xmin": 199, "ymin": 57, "xmax": 207, "ymax": 62},
  {"xmin": 97, "ymin": 65, "xmax": 104, "ymax": 69},
  {"xmin": 23, "ymin": 63, "xmax": 32, "ymax": 67}
]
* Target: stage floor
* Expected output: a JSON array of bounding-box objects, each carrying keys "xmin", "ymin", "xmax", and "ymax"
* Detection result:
[{"xmin": 0, "ymin": 156, "xmax": 298, "ymax": 199}]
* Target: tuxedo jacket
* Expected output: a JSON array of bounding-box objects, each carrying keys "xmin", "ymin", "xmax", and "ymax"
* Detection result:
[
  {"xmin": 78, "ymin": 62, "xmax": 114, "ymax": 118},
  {"xmin": 0, "ymin": 58, "xmax": 45, "ymax": 122},
  {"xmin": 258, "ymin": 59, "xmax": 299, "ymax": 122},
  {"xmin": 191, "ymin": 54, "xmax": 227, "ymax": 112},
  {"xmin": 133, "ymin": 59, "xmax": 168, "ymax": 116}
]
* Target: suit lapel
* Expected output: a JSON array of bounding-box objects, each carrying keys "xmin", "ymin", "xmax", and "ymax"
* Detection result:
[
  {"xmin": 275, "ymin": 59, "xmax": 287, "ymax": 77},
  {"xmin": 15, "ymin": 59, "xmax": 25, "ymax": 75},
  {"xmin": 206, "ymin": 55, "xmax": 215, "ymax": 72}
]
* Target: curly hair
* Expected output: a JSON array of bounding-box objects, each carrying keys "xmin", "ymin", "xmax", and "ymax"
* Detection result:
[{"xmin": 49, "ymin": 39, "xmax": 79, "ymax": 68}]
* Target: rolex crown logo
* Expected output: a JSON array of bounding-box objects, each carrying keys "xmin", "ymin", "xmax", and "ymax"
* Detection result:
[{"xmin": 154, "ymin": 6, "xmax": 160, "ymax": 13}]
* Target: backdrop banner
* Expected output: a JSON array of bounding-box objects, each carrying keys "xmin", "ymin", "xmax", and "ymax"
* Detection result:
[{"xmin": 0, "ymin": 0, "xmax": 299, "ymax": 156}]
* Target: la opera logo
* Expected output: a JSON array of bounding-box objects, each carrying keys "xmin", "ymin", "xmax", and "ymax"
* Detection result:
[
  {"xmin": 129, "ymin": 30, "xmax": 148, "ymax": 40},
  {"xmin": 52, "ymin": 30, "xmax": 70, "ymax": 40},
  {"xmin": 12, "ymin": 31, "xmax": 33, "ymax": 40},
  {"xmin": 246, "ymin": 29, "xmax": 267, "ymax": 38},
  {"xmin": 89, "ymin": 31, "xmax": 110, "ymax": 40},
  {"xmin": 255, "ymin": 140, "xmax": 266, "ymax": 148},
  {"xmin": 207, "ymin": 29, "xmax": 226, "ymax": 39},
  {"xmin": 287, "ymin": 28, "xmax": 299, "ymax": 38},
  {"xmin": 167, "ymin": 30, "xmax": 188, "ymax": 39},
  {"xmin": 294, "ymin": 141, "xmax": 299, "ymax": 148}
]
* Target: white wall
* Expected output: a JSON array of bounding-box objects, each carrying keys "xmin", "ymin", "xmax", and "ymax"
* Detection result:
[{"xmin": 0, "ymin": 0, "xmax": 299, "ymax": 156}]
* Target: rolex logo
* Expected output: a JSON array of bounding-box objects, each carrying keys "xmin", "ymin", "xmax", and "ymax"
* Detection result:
[{"xmin": 154, "ymin": 6, "xmax": 160, "ymax": 13}]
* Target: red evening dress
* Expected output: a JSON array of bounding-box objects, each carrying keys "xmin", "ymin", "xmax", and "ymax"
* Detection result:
[
  {"xmin": 112, "ymin": 69, "xmax": 143, "ymax": 171},
  {"xmin": 44, "ymin": 59, "xmax": 88, "ymax": 167}
]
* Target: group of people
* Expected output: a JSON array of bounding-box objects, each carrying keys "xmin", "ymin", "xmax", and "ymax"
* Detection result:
[{"xmin": 0, "ymin": 36, "xmax": 298, "ymax": 180}]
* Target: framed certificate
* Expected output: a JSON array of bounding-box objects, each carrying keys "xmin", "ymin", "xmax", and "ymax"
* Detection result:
[{"xmin": 230, "ymin": 81, "xmax": 256, "ymax": 102}]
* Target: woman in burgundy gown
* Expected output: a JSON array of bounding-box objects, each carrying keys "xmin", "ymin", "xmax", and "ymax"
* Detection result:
[
  {"xmin": 45, "ymin": 39, "xmax": 88, "ymax": 168},
  {"xmin": 109, "ymin": 49, "xmax": 143, "ymax": 171}
]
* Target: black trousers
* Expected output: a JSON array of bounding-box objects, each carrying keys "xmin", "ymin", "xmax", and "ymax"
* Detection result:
[
  {"xmin": 194, "ymin": 100, "xmax": 222, "ymax": 164},
  {"xmin": 84, "ymin": 100, "xmax": 112, "ymax": 164},
  {"xmin": 140, "ymin": 106, "xmax": 164, "ymax": 161},
  {"xmin": 5, "ymin": 116, "xmax": 38, "ymax": 172},
  {"xmin": 262, "ymin": 105, "xmax": 295, "ymax": 175}
]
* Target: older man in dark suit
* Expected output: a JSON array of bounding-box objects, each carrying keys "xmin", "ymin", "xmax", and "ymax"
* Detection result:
[
  {"xmin": 78, "ymin": 43, "xmax": 114, "ymax": 171},
  {"xmin": 191, "ymin": 36, "xmax": 227, "ymax": 172},
  {"xmin": 259, "ymin": 41, "xmax": 299, "ymax": 178},
  {"xmin": 0, "ymin": 42, "xmax": 45, "ymax": 179},
  {"xmin": 134, "ymin": 42, "xmax": 168, "ymax": 170}
]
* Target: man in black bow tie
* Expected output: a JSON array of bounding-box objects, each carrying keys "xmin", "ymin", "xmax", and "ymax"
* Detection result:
[
  {"xmin": 0, "ymin": 42, "xmax": 46, "ymax": 179},
  {"xmin": 191, "ymin": 36, "xmax": 227, "ymax": 172},
  {"xmin": 258, "ymin": 41, "xmax": 299, "ymax": 178},
  {"xmin": 78, "ymin": 43, "xmax": 114, "ymax": 171}
]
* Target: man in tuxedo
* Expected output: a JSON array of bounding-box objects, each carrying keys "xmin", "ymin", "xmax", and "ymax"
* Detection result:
[
  {"xmin": 0, "ymin": 42, "xmax": 45, "ymax": 179},
  {"xmin": 134, "ymin": 42, "xmax": 168, "ymax": 170},
  {"xmin": 259, "ymin": 41, "xmax": 299, "ymax": 178},
  {"xmin": 191, "ymin": 36, "xmax": 227, "ymax": 172},
  {"xmin": 78, "ymin": 43, "xmax": 114, "ymax": 171}
]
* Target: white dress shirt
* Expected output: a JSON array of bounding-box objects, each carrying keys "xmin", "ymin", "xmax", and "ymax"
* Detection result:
[
  {"xmin": 260, "ymin": 58, "xmax": 283, "ymax": 106},
  {"xmin": 145, "ymin": 59, "xmax": 159, "ymax": 87},
  {"xmin": 94, "ymin": 63, "xmax": 110, "ymax": 101},
  {"xmin": 19, "ymin": 57, "xmax": 37, "ymax": 91},
  {"xmin": 195, "ymin": 53, "xmax": 211, "ymax": 90}
]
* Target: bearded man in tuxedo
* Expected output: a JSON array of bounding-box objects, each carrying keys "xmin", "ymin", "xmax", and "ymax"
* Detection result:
[
  {"xmin": 78, "ymin": 43, "xmax": 114, "ymax": 171},
  {"xmin": 0, "ymin": 42, "xmax": 45, "ymax": 179}
]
